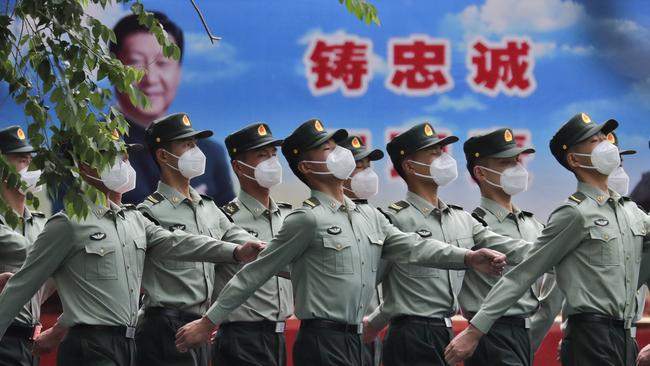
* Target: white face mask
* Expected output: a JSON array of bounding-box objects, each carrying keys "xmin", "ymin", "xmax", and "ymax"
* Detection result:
[
  {"xmin": 118, "ymin": 162, "xmax": 137, "ymax": 194},
  {"xmin": 608, "ymin": 166, "xmax": 629, "ymax": 196},
  {"xmin": 88, "ymin": 159, "xmax": 131, "ymax": 192},
  {"xmin": 478, "ymin": 163, "xmax": 529, "ymax": 196},
  {"xmin": 409, "ymin": 152, "xmax": 458, "ymax": 187},
  {"xmin": 238, "ymin": 156, "xmax": 283, "ymax": 188},
  {"xmin": 346, "ymin": 168, "xmax": 379, "ymax": 199},
  {"xmin": 572, "ymin": 140, "xmax": 621, "ymax": 175},
  {"xmin": 18, "ymin": 168, "xmax": 42, "ymax": 194},
  {"xmin": 304, "ymin": 145, "xmax": 356, "ymax": 180},
  {"xmin": 165, "ymin": 146, "xmax": 206, "ymax": 179}
]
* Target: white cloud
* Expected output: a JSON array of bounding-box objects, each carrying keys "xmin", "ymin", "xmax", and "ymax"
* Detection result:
[
  {"xmin": 183, "ymin": 33, "xmax": 250, "ymax": 83},
  {"xmin": 560, "ymin": 44, "xmax": 595, "ymax": 56},
  {"xmin": 532, "ymin": 41, "xmax": 557, "ymax": 58},
  {"xmin": 423, "ymin": 94, "xmax": 487, "ymax": 113},
  {"xmin": 630, "ymin": 78, "xmax": 650, "ymax": 110},
  {"xmin": 83, "ymin": 3, "xmax": 130, "ymax": 29}
]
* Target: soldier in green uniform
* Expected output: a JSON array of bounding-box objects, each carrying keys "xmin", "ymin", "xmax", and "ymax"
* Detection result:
[
  {"xmin": 459, "ymin": 127, "xmax": 559, "ymax": 366},
  {"xmin": 212, "ymin": 122, "xmax": 294, "ymax": 366},
  {"xmin": 339, "ymin": 134, "xmax": 385, "ymax": 366},
  {"xmin": 175, "ymin": 118, "xmax": 508, "ymax": 366},
  {"xmin": 133, "ymin": 113, "xmax": 260, "ymax": 366},
  {"xmin": 445, "ymin": 113, "xmax": 650, "ymax": 366},
  {"xmin": 0, "ymin": 126, "xmax": 51, "ymax": 366},
  {"xmin": 363, "ymin": 123, "xmax": 532, "ymax": 366},
  {"xmin": 0, "ymin": 131, "xmax": 264, "ymax": 366}
]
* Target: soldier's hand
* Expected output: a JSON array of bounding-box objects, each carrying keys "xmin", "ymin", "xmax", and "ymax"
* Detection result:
[
  {"xmin": 175, "ymin": 316, "xmax": 216, "ymax": 352},
  {"xmin": 362, "ymin": 316, "xmax": 380, "ymax": 344},
  {"xmin": 32, "ymin": 323, "xmax": 67, "ymax": 356},
  {"xmin": 0, "ymin": 272, "xmax": 13, "ymax": 291},
  {"xmin": 637, "ymin": 344, "xmax": 650, "ymax": 366},
  {"xmin": 234, "ymin": 241, "xmax": 267, "ymax": 263},
  {"xmin": 465, "ymin": 248, "xmax": 506, "ymax": 275},
  {"xmin": 444, "ymin": 324, "xmax": 483, "ymax": 365}
]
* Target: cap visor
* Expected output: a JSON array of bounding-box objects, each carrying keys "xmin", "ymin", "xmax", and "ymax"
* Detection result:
[
  {"xmin": 488, "ymin": 146, "xmax": 536, "ymax": 158},
  {"xmin": 354, "ymin": 148, "xmax": 384, "ymax": 162},
  {"xmin": 417, "ymin": 135, "xmax": 459, "ymax": 152},
  {"xmin": 575, "ymin": 119, "xmax": 619, "ymax": 144},
  {"xmin": 306, "ymin": 129, "xmax": 348, "ymax": 150},
  {"xmin": 620, "ymin": 149, "xmax": 636, "ymax": 156},
  {"xmin": 4, "ymin": 146, "xmax": 37, "ymax": 154},
  {"xmin": 247, "ymin": 138, "xmax": 284, "ymax": 151},
  {"xmin": 170, "ymin": 129, "xmax": 214, "ymax": 142},
  {"xmin": 126, "ymin": 143, "xmax": 144, "ymax": 152}
]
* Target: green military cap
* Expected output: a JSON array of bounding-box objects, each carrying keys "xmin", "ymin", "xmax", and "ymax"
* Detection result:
[
  {"xmin": 386, "ymin": 122, "xmax": 458, "ymax": 167},
  {"xmin": 145, "ymin": 112, "xmax": 213, "ymax": 149},
  {"xmin": 549, "ymin": 112, "xmax": 618, "ymax": 169},
  {"xmin": 463, "ymin": 128, "xmax": 535, "ymax": 163},
  {"xmin": 281, "ymin": 118, "xmax": 347, "ymax": 181},
  {"xmin": 339, "ymin": 135, "xmax": 384, "ymax": 162},
  {"xmin": 224, "ymin": 123, "xmax": 283, "ymax": 159},
  {"xmin": 606, "ymin": 131, "xmax": 636, "ymax": 156},
  {"xmin": 0, "ymin": 126, "xmax": 36, "ymax": 154}
]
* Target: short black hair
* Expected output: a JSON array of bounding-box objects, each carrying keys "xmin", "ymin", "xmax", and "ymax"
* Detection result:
[
  {"xmin": 149, "ymin": 141, "xmax": 173, "ymax": 171},
  {"xmin": 110, "ymin": 11, "xmax": 184, "ymax": 63}
]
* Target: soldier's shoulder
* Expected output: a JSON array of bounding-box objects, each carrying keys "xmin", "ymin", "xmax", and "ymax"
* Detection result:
[
  {"xmin": 142, "ymin": 192, "xmax": 165, "ymax": 207},
  {"xmin": 302, "ymin": 197, "xmax": 321, "ymax": 209},
  {"xmin": 277, "ymin": 201, "xmax": 293, "ymax": 210},
  {"xmin": 471, "ymin": 207, "xmax": 489, "ymax": 227},
  {"xmin": 566, "ymin": 191, "xmax": 588, "ymax": 206},
  {"xmin": 387, "ymin": 200, "xmax": 410, "ymax": 214},
  {"xmin": 222, "ymin": 201, "xmax": 241, "ymax": 216}
]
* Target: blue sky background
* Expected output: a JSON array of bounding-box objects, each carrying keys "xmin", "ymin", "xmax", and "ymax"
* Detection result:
[{"xmin": 1, "ymin": 0, "xmax": 649, "ymax": 218}]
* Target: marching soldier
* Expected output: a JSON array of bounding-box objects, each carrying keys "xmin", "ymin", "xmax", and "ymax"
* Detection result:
[
  {"xmin": 211, "ymin": 123, "xmax": 294, "ymax": 366},
  {"xmin": 175, "ymin": 118, "xmax": 507, "ymax": 366},
  {"xmin": 445, "ymin": 113, "xmax": 650, "ymax": 366}
]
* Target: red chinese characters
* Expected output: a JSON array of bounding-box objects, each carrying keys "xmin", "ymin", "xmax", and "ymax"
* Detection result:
[
  {"xmin": 467, "ymin": 37, "xmax": 536, "ymax": 97},
  {"xmin": 386, "ymin": 36, "xmax": 453, "ymax": 96},
  {"xmin": 303, "ymin": 33, "xmax": 373, "ymax": 96}
]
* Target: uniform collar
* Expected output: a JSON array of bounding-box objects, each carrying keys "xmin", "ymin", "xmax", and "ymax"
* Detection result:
[
  {"xmin": 0, "ymin": 207, "xmax": 33, "ymax": 225},
  {"xmin": 480, "ymin": 197, "xmax": 522, "ymax": 223},
  {"xmin": 238, "ymin": 190, "xmax": 279, "ymax": 218},
  {"xmin": 89, "ymin": 200, "xmax": 125, "ymax": 219},
  {"xmin": 577, "ymin": 181, "xmax": 615, "ymax": 206},
  {"xmin": 406, "ymin": 191, "xmax": 449, "ymax": 216},
  {"xmin": 311, "ymin": 190, "xmax": 357, "ymax": 213},
  {"xmin": 157, "ymin": 181, "xmax": 202, "ymax": 208}
]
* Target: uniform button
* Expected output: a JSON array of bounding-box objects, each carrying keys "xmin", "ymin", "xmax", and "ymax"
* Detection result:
[
  {"xmin": 362, "ymin": 283, "xmax": 366, "ymax": 287},
  {"xmin": 99, "ymin": 248, "xmax": 104, "ymax": 254},
  {"xmin": 330, "ymin": 203, "xmax": 336, "ymax": 208},
  {"xmin": 359, "ymin": 304, "xmax": 363, "ymax": 309},
  {"xmin": 604, "ymin": 234, "xmax": 609, "ymax": 240},
  {"xmin": 336, "ymin": 244, "xmax": 342, "ymax": 249},
  {"xmin": 127, "ymin": 265, "xmax": 130, "ymax": 270},
  {"xmin": 361, "ymin": 261, "xmax": 365, "ymax": 265},
  {"xmin": 357, "ymin": 239, "xmax": 360, "ymax": 242},
  {"xmin": 130, "ymin": 288, "xmax": 134, "ymax": 293}
]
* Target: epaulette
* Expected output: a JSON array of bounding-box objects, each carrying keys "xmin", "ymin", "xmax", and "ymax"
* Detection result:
[
  {"xmin": 448, "ymin": 204, "xmax": 463, "ymax": 211},
  {"xmin": 388, "ymin": 200, "xmax": 409, "ymax": 213},
  {"xmin": 353, "ymin": 199, "xmax": 369, "ymax": 205},
  {"xmin": 122, "ymin": 204, "xmax": 137, "ymax": 210},
  {"xmin": 141, "ymin": 211, "xmax": 160, "ymax": 225},
  {"xmin": 218, "ymin": 207, "xmax": 234, "ymax": 223},
  {"xmin": 377, "ymin": 207, "xmax": 393, "ymax": 224},
  {"xmin": 200, "ymin": 194, "xmax": 214, "ymax": 202},
  {"xmin": 222, "ymin": 201, "xmax": 240, "ymax": 215},
  {"xmin": 145, "ymin": 192, "xmax": 165, "ymax": 205},
  {"xmin": 277, "ymin": 202, "xmax": 292, "ymax": 210},
  {"xmin": 31, "ymin": 211, "xmax": 46, "ymax": 218},
  {"xmin": 521, "ymin": 210, "xmax": 534, "ymax": 217},
  {"xmin": 303, "ymin": 198, "xmax": 320, "ymax": 209},
  {"xmin": 471, "ymin": 207, "xmax": 488, "ymax": 227},
  {"xmin": 568, "ymin": 192, "xmax": 587, "ymax": 204}
]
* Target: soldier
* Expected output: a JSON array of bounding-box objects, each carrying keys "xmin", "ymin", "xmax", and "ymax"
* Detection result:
[
  {"xmin": 363, "ymin": 123, "xmax": 532, "ymax": 366},
  {"xmin": 606, "ymin": 131, "xmax": 636, "ymax": 197},
  {"xmin": 460, "ymin": 127, "xmax": 559, "ymax": 365},
  {"xmin": 211, "ymin": 123, "xmax": 294, "ymax": 366},
  {"xmin": 445, "ymin": 113, "xmax": 650, "ymax": 366},
  {"xmin": 0, "ymin": 131, "xmax": 264, "ymax": 366},
  {"xmin": 133, "ymin": 113, "xmax": 260, "ymax": 366},
  {"xmin": 175, "ymin": 118, "xmax": 507, "ymax": 366},
  {"xmin": 339, "ymin": 134, "xmax": 386, "ymax": 366},
  {"xmin": 0, "ymin": 126, "xmax": 50, "ymax": 366}
]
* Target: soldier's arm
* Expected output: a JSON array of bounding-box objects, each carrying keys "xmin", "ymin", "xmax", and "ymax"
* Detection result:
[
  {"xmin": 216, "ymin": 207, "xmax": 259, "ymax": 245},
  {"xmin": 470, "ymin": 216, "xmax": 531, "ymax": 257},
  {"xmin": 0, "ymin": 223, "xmax": 30, "ymax": 264},
  {"xmin": 469, "ymin": 205, "xmax": 584, "ymax": 334},
  {"xmin": 0, "ymin": 215, "xmax": 75, "ymax": 337},
  {"xmin": 205, "ymin": 209, "xmax": 314, "ymax": 325}
]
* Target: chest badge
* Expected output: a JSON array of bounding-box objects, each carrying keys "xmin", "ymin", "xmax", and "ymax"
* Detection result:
[
  {"xmin": 327, "ymin": 226, "xmax": 342, "ymax": 235},
  {"xmin": 594, "ymin": 219, "xmax": 609, "ymax": 227},
  {"xmin": 247, "ymin": 230, "xmax": 259, "ymax": 238},
  {"xmin": 169, "ymin": 224, "xmax": 186, "ymax": 232},
  {"xmin": 416, "ymin": 229, "xmax": 432, "ymax": 238},
  {"xmin": 89, "ymin": 232, "xmax": 106, "ymax": 241}
]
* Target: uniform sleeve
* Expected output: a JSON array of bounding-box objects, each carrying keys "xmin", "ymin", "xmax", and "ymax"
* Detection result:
[
  {"xmin": 0, "ymin": 224, "xmax": 30, "ymax": 264},
  {"xmin": 471, "ymin": 216, "xmax": 531, "ymax": 256},
  {"xmin": 217, "ymin": 209, "xmax": 258, "ymax": 245},
  {"xmin": 529, "ymin": 272, "xmax": 564, "ymax": 351},
  {"xmin": 0, "ymin": 216, "xmax": 75, "ymax": 337},
  {"xmin": 378, "ymin": 212, "xmax": 468, "ymax": 269},
  {"xmin": 206, "ymin": 209, "xmax": 315, "ymax": 325},
  {"xmin": 470, "ymin": 205, "xmax": 584, "ymax": 334},
  {"xmin": 142, "ymin": 212, "xmax": 239, "ymax": 263}
]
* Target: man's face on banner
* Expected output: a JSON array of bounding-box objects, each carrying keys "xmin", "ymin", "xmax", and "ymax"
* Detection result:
[{"xmin": 116, "ymin": 32, "xmax": 182, "ymax": 126}]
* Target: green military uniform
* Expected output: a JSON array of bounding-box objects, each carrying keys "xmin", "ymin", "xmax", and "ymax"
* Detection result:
[
  {"xmin": 212, "ymin": 123, "xmax": 293, "ymax": 366},
  {"xmin": 367, "ymin": 123, "xmax": 527, "ymax": 366},
  {"xmin": 135, "ymin": 113, "xmax": 254, "ymax": 366},
  {"xmin": 205, "ymin": 119, "xmax": 473, "ymax": 366},
  {"xmin": 340, "ymin": 135, "xmax": 386, "ymax": 366},
  {"xmin": 0, "ymin": 125, "xmax": 49, "ymax": 366},
  {"xmin": 468, "ymin": 113, "xmax": 650, "ymax": 366}
]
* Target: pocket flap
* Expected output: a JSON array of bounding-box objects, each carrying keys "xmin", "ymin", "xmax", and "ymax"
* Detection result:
[
  {"xmin": 84, "ymin": 244, "xmax": 116, "ymax": 257},
  {"xmin": 322, "ymin": 236, "xmax": 351, "ymax": 251},
  {"xmin": 368, "ymin": 232, "xmax": 384, "ymax": 246},
  {"xmin": 133, "ymin": 236, "xmax": 147, "ymax": 250},
  {"xmin": 631, "ymin": 222, "xmax": 647, "ymax": 237},
  {"xmin": 589, "ymin": 227, "xmax": 617, "ymax": 242}
]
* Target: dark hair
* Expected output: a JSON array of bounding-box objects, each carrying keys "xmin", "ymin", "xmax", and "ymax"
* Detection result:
[
  {"xmin": 109, "ymin": 11, "xmax": 184, "ymax": 63},
  {"xmin": 149, "ymin": 141, "xmax": 173, "ymax": 171}
]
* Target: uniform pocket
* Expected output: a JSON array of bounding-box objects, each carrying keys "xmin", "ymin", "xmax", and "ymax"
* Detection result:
[
  {"xmin": 368, "ymin": 232, "xmax": 384, "ymax": 272},
  {"xmin": 588, "ymin": 226, "xmax": 619, "ymax": 266},
  {"xmin": 322, "ymin": 236, "xmax": 354, "ymax": 274},
  {"xmin": 133, "ymin": 236, "xmax": 146, "ymax": 278},
  {"xmin": 84, "ymin": 243, "xmax": 118, "ymax": 280},
  {"xmin": 455, "ymin": 237, "xmax": 474, "ymax": 249}
]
